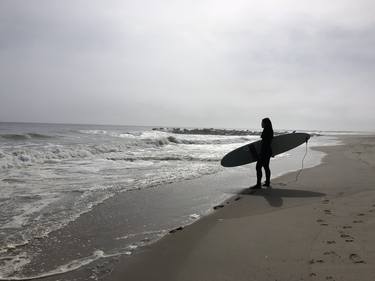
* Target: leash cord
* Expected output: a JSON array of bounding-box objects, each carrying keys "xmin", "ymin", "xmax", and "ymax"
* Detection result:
[{"xmin": 294, "ymin": 140, "xmax": 308, "ymax": 182}]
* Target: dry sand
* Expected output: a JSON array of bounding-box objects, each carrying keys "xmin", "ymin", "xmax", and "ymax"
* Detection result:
[{"xmin": 105, "ymin": 135, "xmax": 375, "ymax": 281}]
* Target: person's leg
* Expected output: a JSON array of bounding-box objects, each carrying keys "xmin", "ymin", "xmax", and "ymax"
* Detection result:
[
  {"xmin": 255, "ymin": 160, "xmax": 262, "ymax": 187},
  {"xmin": 264, "ymin": 157, "xmax": 271, "ymax": 186}
]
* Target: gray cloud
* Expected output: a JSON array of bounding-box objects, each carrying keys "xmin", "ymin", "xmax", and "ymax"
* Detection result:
[{"xmin": 1, "ymin": 0, "xmax": 375, "ymax": 131}]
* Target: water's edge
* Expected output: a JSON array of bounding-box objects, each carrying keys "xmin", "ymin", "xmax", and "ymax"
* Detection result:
[{"xmin": 0, "ymin": 139, "xmax": 335, "ymax": 281}]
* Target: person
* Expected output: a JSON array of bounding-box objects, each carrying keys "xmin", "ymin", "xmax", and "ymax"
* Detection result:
[{"xmin": 251, "ymin": 118, "xmax": 274, "ymax": 189}]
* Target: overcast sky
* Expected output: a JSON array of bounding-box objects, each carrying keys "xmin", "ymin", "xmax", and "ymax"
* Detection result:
[{"xmin": 1, "ymin": 0, "xmax": 375, "ymax": 131}]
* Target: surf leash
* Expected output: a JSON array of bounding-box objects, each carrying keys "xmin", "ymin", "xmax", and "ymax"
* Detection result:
[{"xmin": 294, "ymin": 137, "xmax": 309, "ymax": 182}]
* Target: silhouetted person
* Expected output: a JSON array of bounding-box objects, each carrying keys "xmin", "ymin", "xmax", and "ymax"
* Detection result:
[{"xmin": 252, "ymin": 118, "xmax": 274, "ymax": 189}]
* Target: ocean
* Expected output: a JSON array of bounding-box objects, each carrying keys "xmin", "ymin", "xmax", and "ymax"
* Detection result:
[{"xmin": 0, "ymin": 122, "xmax": 339, "ymax": 280}]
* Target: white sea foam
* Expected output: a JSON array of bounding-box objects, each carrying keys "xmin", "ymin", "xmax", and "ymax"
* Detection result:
[
  {"xmin": 0, "ymin": 237, "xmax": 173, "ymax": 280},
  {"xmin": 189, "ymin": 213, "xmax": 200, "ymax": 220},
  {"xmin": 114, "ymin": 229, "xmax": 167, "ymax": 241},
  {"xmin": 1, "ymin": 195, "xmax": 59, "ymax": 229},
  {"xmin": 0, "ymin": 252, "xmax": 31, "ymax": 279},
  {"xmin": 0, "ymin": 250, "xmax": 105, "ymax": 281}
]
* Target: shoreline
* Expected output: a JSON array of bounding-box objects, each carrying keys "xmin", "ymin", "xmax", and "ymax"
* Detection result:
[
  {"xmin": 2, "ymin": 136, "xmax": 329, "ymax": 281},
  {"xmin": 104, "ymin": 135, "xmax": 375, "ymax": 281}
]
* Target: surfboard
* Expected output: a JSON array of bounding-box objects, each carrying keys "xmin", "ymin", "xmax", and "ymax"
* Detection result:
[{"xmin": 221, "ymin": 133, "xmax": 310, "ymax": 167}]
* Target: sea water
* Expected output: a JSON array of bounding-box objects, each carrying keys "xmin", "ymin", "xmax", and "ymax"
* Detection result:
[{"xmin": 0, "ymin": 122, "xmax": 340, "ymax": 279}]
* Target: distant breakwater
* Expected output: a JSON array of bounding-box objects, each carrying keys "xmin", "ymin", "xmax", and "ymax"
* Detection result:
[
  {"xmin": 154, "ymin": 127, "xmax": 282, "ymax": 136},
  {"xmin": 153, "ymin": 127, "xmax": 321, "ymax": 137}
]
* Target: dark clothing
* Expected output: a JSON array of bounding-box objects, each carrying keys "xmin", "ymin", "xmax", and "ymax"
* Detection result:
[
  {"xmin": 256, "ymin": 128, "xmax": 273, "ymax": 185},
  {"xmin": 260, "ymin": 128, "xmax": 273, "ymax": 158}
]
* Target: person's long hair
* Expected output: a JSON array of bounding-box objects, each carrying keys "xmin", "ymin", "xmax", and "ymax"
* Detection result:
[{"xmin": 262, "ymin": 118, "xmax": 273, "ymax": 134}]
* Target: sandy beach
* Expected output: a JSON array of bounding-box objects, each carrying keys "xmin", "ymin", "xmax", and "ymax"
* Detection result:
[{"xmin": 104, "ymin": 135, "xmax": 375, "ymax": 281}]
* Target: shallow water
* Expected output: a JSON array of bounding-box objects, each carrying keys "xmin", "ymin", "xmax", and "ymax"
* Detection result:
[{"xmin": 0, "ymin": 123, "xmax": 339, "ymax": 279}]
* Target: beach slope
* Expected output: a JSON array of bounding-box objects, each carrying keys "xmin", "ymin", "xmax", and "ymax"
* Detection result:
[{"xmin": 107, "ymin": 135, "xmax": 375, "ymax": 281}]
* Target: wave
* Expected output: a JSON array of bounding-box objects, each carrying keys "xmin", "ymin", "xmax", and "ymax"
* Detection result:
[
  {"xmin": 77, "ymin": 129, "xmax": 108, "ymax": 135},
  {"xmin": 78, "ymin": 128, "xmax": 255, "ymax": 145},
  {"xmin": 142, "ymin": 136, "xmax": 202, "ymax": 146},
  {"xmin": 0, "ymin": 129, "xmax": 254, "ymax": 170},
  {"xmin": 142, "ymin": 135, "xmax": 253, "ymax": 146},
  {"xmin": 0, "ymin": 134, "xmax": 30, "ymax": 140},
  {"xmin": 0, "ymin": 134, "xmax": 249, "ymax": 170},
  {"xmin": 107, "ymin": 155, "xmax": 220, "ymax": 162},
  {"xmin": 77, "ymin": 130, "xmax": 143, "ymax": 138},
  {"xmin": 0, "ymin": 133, "xmax": 54, "ymax": 141}
]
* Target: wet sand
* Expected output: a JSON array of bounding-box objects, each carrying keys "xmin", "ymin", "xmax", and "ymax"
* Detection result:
[{"xmin": 105, "ymin": 135, "xmax": 375, "ymax": 281}]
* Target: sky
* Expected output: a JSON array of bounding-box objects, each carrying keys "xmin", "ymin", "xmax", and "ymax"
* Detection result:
[{"xmin": 1, "ymin": 0, "xmax": 375, "ymax": 131}]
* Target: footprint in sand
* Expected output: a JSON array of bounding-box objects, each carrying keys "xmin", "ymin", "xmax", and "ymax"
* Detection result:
[
  {"xmin": 340, "ymin": 234, "xmax": 354, "ymax": 242},
  {"xmin": 353, "ymin": 220, "xmax": 363, "ymax": 224},
  {"xmin": 322, "ymin": 199, "xmax": 330, "ymax": 204},
  {"xmin": 316, "ymin": 219, "xmax": 328, "ymax": 226},
  {"xmin": 349, "ymin": 253, "xmax": 366, "ymax": 264},
  {"xmin": 324, "ymin": 209, "xmax": 332, "ymax": 215},
  {"xmin": 213, "ymin": 204, "xmax": 224, "ymax": 210},
  {"xmin": 309, "ymin": 259, "xmax": 324, "ymax": 264},
  {"xmin": 357, "ymin": 213, "xmax": 365, "ymax": 216},
  {"xmin": 326, "ymin": 276, "xmax": 334, "ymax": 280},
  {"xmin": 326, "ymin": 240, "xmax": 336, "ymax": 244},
  {"xmin": 342, "ymin": 225, "xmax": 352, "ymax": 229},
  {"xmin": 323, "ymin": 251, "xmax": 339, "ymax": 257},
  {"xmin": 234, "ymin": 197, "xmax": 242, "ymax": 201}
]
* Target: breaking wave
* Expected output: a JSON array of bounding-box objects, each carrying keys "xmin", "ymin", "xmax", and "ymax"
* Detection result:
[
  {"xmin": 107, "ymin": 155, "xmax": 220, "ymax": 162},
  {"xmin": 0, "ymin": 132, "xmax": 253, "ymax": 170}
]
